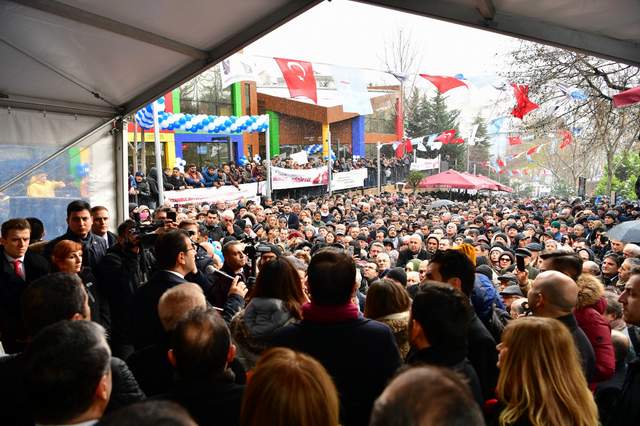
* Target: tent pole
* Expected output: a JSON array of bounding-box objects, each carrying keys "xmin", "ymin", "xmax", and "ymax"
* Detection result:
[
  {"xmin": 265, "ymin": 127, "xmax": 272, "ymax": 200},
  {"xmin": 328, "ymin": 130, "xmax": 333, "ymax": 196},
  {"xmin": 377, "ymin": 142, "xmax": 381, "ymax": 195},
  {"xmin": 152, "ymin": 101, "xmax": 164, "ymax": 205}
]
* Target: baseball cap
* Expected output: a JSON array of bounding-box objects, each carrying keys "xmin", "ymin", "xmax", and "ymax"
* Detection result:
[{"xmin": 500, "ymin": 285, "xmax": 524, "ymax": 297}]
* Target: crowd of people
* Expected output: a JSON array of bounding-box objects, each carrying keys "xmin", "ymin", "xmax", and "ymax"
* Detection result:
[
  {"xmin": 128, "ymin": 154, "xmax": 412, "ymax": 208},
  {"xmin": 2, "ymin": 191, "xmax": 640, "ymax": 425}
]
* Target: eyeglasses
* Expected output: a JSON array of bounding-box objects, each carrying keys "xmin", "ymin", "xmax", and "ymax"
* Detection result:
[{"xmin": 499, "ymin": 257, "xmax": 512, "ymax": 262}]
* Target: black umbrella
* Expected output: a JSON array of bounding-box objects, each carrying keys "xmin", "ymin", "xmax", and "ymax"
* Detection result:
[
  {"xmin": 607, "ymin": 220, "xmax": 640, "ymax": 243},
  {"xmin": 430, "ymin": 199, "xmax": 455, "ymax": 209}
]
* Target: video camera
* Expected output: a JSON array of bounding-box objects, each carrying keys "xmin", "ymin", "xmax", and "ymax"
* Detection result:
[{"xmin": 131, "ymin": 213, "xmax": 164, "ymax": 249}]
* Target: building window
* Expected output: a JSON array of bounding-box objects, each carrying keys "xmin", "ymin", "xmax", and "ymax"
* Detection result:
[{"xmin": 181, "ymin": 139, "xmax": 232, "ymax": 168}]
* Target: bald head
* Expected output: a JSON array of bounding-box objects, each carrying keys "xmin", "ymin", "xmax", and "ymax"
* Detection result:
[
  {"xmin": 582, "ymin": 261, "xmax": 601, "ymax": 276},
  {"xmin": 158, "ymin": 283, "xmax": 207, "ymax": 331},
  {"xmin": 528, "ymin": 270, "xmax": 578, "ymax": 317}
]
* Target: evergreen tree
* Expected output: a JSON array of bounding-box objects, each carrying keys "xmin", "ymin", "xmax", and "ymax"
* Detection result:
[
  {"xmin": 468, "ymin": 114, "xmax": 491, "ymax": 175},
  {"xmin": 404, "ymin": 92, "xmax": 463, "ymax": 169}
]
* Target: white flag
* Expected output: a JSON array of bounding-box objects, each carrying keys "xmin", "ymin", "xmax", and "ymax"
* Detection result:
[
  {"xmin": 290, "ymin": 150, "xmax": 308, "ymax": 165},
  {"xmin": 468, "ymin": 124, "xmax": 479, "ymax": 146},
  {"xmin": 221, "ymin": 54, "xmax": 257, "ymax": 88},
  {"xmin": 330, "ymin": 65, "xmax": 373, "ymax": 115}
]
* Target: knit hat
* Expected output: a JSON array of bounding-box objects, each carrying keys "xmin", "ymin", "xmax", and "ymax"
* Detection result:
[{"xmin": 453, "ymin": 243, "xmax": 477, "ymax": 266}]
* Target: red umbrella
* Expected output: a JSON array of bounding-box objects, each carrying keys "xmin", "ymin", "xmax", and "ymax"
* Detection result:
[
  {"xmin": 461, "ymin": 172, "xmax": 499, "ymax": 191},
  {"xmin": 419, "ymin": 170, "xmax": 482, "ymax": 190},
  {"xmin": 472, "ymin": 174, "xmax": 514, "ymax": 192}
]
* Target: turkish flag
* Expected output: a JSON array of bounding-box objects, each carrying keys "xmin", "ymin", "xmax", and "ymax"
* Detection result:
[
  {"xmin": 420, "ymin": 74, "xmax": 467, "ymax": 93},
  {"xmin": 497, "ymin": 158, "xmax": 506, "ymax": 168},
  {"xmin": 559, "ymin": 130, "xmax": 573, "ymax": 149},
  {"xmin": 435, "ymin": 129, "xmax": 456, "ymax": 144},
  {"xmin": 508, "ymin": 136, "xmax": 522, "ymax": 146},
  {"xmin": 511, "ymin": 84, "xmax": 539, "ymax": 119},
  {"xmin": 404, "ymin": 139, "xmax": 413, "ymax": 153},
  {"xmin": 394, "ymin": 142, "xmax": 405, "ymax": 159},
  {"xmin": 451, "ymin": 138, "xmax": 465, "ymax": 144},
  {"xmin": 275, "ymin": 58, "xmax": 318, "ymax": 104}
]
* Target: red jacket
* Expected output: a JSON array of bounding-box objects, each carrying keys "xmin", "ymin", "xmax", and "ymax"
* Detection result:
[{"xmin": 574, "ymin": 275, "xmax": 615, "ymax": 383}]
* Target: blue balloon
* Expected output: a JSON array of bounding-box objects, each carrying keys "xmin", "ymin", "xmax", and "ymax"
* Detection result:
[
  {"xmin": 157, "ymin": 98, "xmax": 165, "ymax": 104},
  {"xmin": 179, "ymin": 117, "xmax": 186, "ymax": 125},
  {"xmin": 225, "ymin": 119, "xmax": 232, "ymax": 126}
]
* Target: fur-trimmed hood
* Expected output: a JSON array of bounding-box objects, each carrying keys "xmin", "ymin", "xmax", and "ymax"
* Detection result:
[{"xmin": 576, "ymin": 273, "xmax": 605, "ymax": 310}]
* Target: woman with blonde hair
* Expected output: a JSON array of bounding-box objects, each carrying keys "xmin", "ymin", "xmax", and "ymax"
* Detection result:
[
  {"xmin": 240, "ymin": 347, "xmax": 339, "ymax": 426},
  {"xmin": 495, "ymin": 316, "xmax": 599, "ymax": 426}
]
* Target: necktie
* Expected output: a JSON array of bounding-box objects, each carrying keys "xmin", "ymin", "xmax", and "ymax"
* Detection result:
[{"xmin": 13, "ymin": 259, "xmax": 24, "ymax": 280}]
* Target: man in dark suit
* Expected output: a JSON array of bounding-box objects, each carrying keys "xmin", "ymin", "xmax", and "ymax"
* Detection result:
[
  {"xmin": 281, "ymin": 204, "xmax": 300, "ymax": 230},
  {"xmin": 0, "ymin": 218, "xmax": 49, "ymax": 354},
  {"xmin": 132, "ymin": 230, "xmax": 198, "ymax": 350},
  {"xmin": 44, "ymin": 200, "xmax": 108, "ymax": 271},
  {"xmin": 91, "ymin": 206, "xmax": 117, "ymax": 249}
]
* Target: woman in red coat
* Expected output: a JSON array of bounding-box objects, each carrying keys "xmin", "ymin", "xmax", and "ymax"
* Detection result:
[{"xmin": 574, "ymin": 273, "xmax": 615, "ymax": 383}]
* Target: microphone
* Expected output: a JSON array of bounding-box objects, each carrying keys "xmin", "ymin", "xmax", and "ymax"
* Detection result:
[{"xmin": 205, "ymin": 265, "xmax": 235, "ymax": 280}]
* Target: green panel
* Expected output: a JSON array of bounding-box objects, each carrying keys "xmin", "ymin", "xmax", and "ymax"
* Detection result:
[
  {"xmin": 69, "ymin": 147, "xmax": 81, "ymax": 178},
  {"xmin": 267, "ymin": 110, "xmax": 280, "ymax": 156},
  {"xmin": 172, "ymin": 88, "xmax": 180, "ymax": 113},
  {"xmin": 231, "ymin": 83, "xmax": 242, "ymax": 116}
]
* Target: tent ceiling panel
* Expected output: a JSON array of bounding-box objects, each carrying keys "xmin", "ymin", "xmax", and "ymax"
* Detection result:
[
  {"xmin": 0, "ymin": 0, "xmax": 322, "ymax": 116},
  {"xmin": 356, "ymin": 0, "xmax": 640, "ymax": 66},
  {"xmin": 0, "ymin": 42, "xmax": 106, "ymax": 107}
]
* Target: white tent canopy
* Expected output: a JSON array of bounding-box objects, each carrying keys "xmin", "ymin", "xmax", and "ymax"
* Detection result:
[{"xmin": 357, "ymin": 0, "xmax": 640, "ymax": 67}]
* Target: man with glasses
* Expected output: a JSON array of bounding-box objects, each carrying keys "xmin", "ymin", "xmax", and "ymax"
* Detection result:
[{"xmin": 132, "ymin": 230, "xmax": 200, "ymax": 349}]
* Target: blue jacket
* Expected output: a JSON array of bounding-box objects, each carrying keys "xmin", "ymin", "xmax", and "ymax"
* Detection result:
[
  {"xmin": 202, "ymin": 169, "xmax": 223, "ymax": 186},
  {"xmin": 471, "ymin": 273, "xmax": 505, "ymax": 323}
]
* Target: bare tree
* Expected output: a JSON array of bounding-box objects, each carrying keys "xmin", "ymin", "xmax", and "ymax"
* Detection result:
[{"xmin": 503, "ymin": 42, "xmax": 640, "ymax": 193}]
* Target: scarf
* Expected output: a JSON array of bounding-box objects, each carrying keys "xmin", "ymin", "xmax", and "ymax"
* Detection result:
[{"xmin": 302, "ymin": 302, "xmax": 360, "ymax": 324}]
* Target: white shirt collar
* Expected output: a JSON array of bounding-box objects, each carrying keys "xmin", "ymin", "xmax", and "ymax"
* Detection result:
[{"xmin": 165, "ymin": 270, "xmax": 185, "ymax": 280}]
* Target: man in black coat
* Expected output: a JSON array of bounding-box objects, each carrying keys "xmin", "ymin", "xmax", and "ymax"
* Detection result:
[
  {"xmin": 96, "ymin": 220, "xmax": 155, "ymax": 359},
  {"xmin": 162, "ymin": 309, "xmax": 244, "ymax": 426},
  {"xmin": 281, "ymin": 204, "xmax": 300, "ymax": 230},
  {"xmin": 426, "ymin": 249, "xmax": 499, "ymax": 400},
  {"xmin": 608, "ymin": 270, "xmax": 640, "ymax": 426},
  {"xmin": 0, "ymin": 273, "xmax": 145, "ymax": 426},
  {"xmin": 127, "ymin": 283, "xmax": 207, "ymax": 396},
  {"xmin": 271, "ymin": 250, "xmax": 401, "ymax": 426},
  {"xmin": 207, "ymin": 240, "xmax": 249, "ymax": 312},
  {"xmin": 44, "ymin": 200, "xmax": 108, "ymax": 272},
  {"xmin": 90, "ymin": 206, "xmax": 117, "ymax": 249},
  {"xmin": 396, "ymin": 234, "xmax": 429, "ymax": 267},
  {"xmin": 0, "ymin": 218, "xmax": 49, "ymax": 354},
  {"xmin": 528, "ymin": 270, "xmax": 596, "ymax": 382},
  {"xmin": 406, "ymin": 285, "xmax": 483, "ymax": 406},
  {"xmin": 131, "ymin": 230, "xmax": 195, "ymax": 350}
]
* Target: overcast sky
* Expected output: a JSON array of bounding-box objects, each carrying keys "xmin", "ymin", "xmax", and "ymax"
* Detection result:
[{"xmin": 244, "ymin": 0, "xmax": 526, "ymax": 138}]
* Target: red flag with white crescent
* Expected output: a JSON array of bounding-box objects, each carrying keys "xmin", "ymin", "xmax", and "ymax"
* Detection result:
[
  {"xmin": 435, "ymin": 129, "xmax": 456, "ymax": 144},
  {"xmin": 508, "ymin": 136, "xmax": 522, "ymax": 146},
  {"xmin": 275, "ymin": 58, "xmax": 318, "ymax": 104},
  {"xmin": 559, "ymin": 130, "xmax": 573, "ymax": 149}
]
